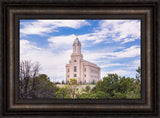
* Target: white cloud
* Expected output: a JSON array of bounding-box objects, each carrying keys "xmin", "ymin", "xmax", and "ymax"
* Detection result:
[
  {"xmin": 101, "ymin": 71, "xmax": 108, "ymax": 79},
  {"xmin": 20, "ymin": 39, "xmax": 72, "ymax": 82},
  {"xmin": 20, "ymin": 20, "xmax": 90, "ymax": 36},
  {"xmin": 98, "ymin": 20, "xmax": 140, "ymax": 44},
  {"xmin": 78, "ymin": 20, "xmax": 140, "ymax": 45},
  {"xmin": 77, "ymin": 31, "xmax": 109, "ymax": 44},
  {"xmin": 100, "ymin": 59, "xmax": 140, "ymax": 79},
  {"xmin": 48, "ymin": 34, "xmax": 75, "ymax": 49},
  {"xmin": 127, "ymin": 59, "xmax": 140, "ymax": 70},
  {"xmin": 61, "ymin": 20, "xmax": 140, "ymax": 45},
  {"xmin": 47, "ymin": 33, "xmax": 111, "ymax": 51},
  {"xmin": 107, "ymin": 45, "xmax": 140, "ymax": 59},
  {"xmin": 83, "ymin": 52, "xmax": 107, "ymax": 61},
  {"xmin": 107, "ymin": 70, "xmax": 132, "ymax": 77},
  {"xmin": 82, "ymin": 45, "xmax": 140, "ymax": 63},
  {"xmin": 100, "ymin": 69, "xmax": 137, "ymax": 79},
  {"xmin": 100, "ymin": 63, "xmax": 124, "ymax": 68},
  {"xmin": 101, "ymin": 69, "xmax": 132, "ymax": 79},
  {"xmin": 47, "ymin": 33, "xmax": 108, "ymax": 50}
]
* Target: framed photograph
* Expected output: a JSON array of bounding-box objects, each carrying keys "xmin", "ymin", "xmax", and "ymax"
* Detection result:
[{"xmin": 1, "ymin": 0, "xmax": 159, "ymax": 117}]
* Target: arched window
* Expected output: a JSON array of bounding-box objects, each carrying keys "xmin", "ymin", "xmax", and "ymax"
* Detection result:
[{"xmin": 74, "ymin": 66, "xmax": 77, "ymax": 72}]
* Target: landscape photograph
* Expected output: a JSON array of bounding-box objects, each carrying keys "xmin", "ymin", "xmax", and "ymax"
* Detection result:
[{"xmin": 19, "ymin": 19, "xmax": 141, "ymax": 99}]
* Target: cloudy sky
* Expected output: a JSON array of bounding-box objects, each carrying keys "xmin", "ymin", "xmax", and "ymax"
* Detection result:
[{"xmin": 20, "ymin": 19, "xmax": 141, "ymax": 82}]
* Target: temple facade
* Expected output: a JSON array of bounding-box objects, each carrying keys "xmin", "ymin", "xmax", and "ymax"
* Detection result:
[{"xmin": 66, "ymin": 35, "xmax": 100, "ymax": 84}]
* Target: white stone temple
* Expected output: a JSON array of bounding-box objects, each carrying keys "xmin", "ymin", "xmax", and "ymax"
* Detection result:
[{"xmin": 66, "ymin": 35, "xmax": 100, "ymax": 84}]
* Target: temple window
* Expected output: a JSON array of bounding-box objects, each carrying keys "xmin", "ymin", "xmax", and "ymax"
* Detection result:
[{"xmin": 74, "ymin": 66, "xmax": 77, "ymax": 72}]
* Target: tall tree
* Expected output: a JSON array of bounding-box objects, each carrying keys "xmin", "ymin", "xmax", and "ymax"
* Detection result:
[
  {"xmin": 34, "ymin": 74, "xmax": 57, "ymax": 98},
  {"xmin": 19, "ymin": 60, "xmax": 40, "ymax": 98},
  {"xmin": 68, "ymin": 78, "xmax": 78, "ymax": 99}
]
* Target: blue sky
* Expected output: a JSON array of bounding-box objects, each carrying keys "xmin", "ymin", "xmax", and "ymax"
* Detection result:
[{"xmin": 20, "ymin": 20, "xmax": 140, "ymax": 82}]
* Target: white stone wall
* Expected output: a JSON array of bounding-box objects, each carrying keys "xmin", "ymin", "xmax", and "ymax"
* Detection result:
[
  {"xmin": 66, "ymin": 58, "xmax": 100, "ymax": 84},
  {"xmin": 56, "ymin": 84, "xmax": 96, "ymax": 91}
]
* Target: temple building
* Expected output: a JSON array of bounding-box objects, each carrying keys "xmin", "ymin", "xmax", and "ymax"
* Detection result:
[{"xmin": 66, "ymin": 35, "xmax": 100, "ymax": 84}]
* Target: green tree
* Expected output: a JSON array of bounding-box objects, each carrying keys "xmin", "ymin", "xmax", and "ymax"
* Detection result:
[
  {"xmin": 33, "ymin": 74, "xmax": 57, "ymax": 98},
  {"xmin": 85, "ymin": 85, "xmax": 91, "ymax": 92},
  {"xmin": 79, "ymin": 93, "xmax": 91, "ymax": 99},
  {"xmin": 20, "ymin": 74, "xmax": 58, "ymax": 99},
  {"xmin": 96, "ymin": 91, "xmax": 110, "ymax": 99},
  {"xmin": 92, "ymin": 73, "xmax": 141, "ymax": 99},
  {"xmin": 93, "ymin": 74, "xmax": 119, "ymax": 97},
  {"xmin": 56, "ymin": 86, "xmax": 71, "ymax": 99},
  {"xmin": 93, "ymin": 80, "xmax": 103, "ymax": 92},
  {"xmin": 68, "ymin": 78, "xmax": 78, "ymax": 99},
  {"xmin": 136, "ymin": 67, "xmax": 141, "ymax": 80},
  {"xmin": 78, "ymin": 91, "xmax": 109, "ymax": 99},
  {"xmin": 64, "ymin": 94, "xmax": 72, "ymax": 99}
]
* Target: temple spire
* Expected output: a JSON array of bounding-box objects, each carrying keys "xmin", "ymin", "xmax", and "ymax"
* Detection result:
[
  {"xmin": 73, "ymin": 34, "xmax": 81, "ymax": 45},
  {"xmin": 72, "ymin": 34, "xmax": 81, "ymax": 54}
]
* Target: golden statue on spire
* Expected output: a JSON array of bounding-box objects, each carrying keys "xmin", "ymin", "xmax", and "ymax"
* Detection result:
[{"xmin": 76, "ymin": 34, "xmax": 78, "ymax": 38}]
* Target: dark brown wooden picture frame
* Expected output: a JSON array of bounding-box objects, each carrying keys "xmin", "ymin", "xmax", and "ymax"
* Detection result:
[{"xmin": 0, "ymin": 0, "xmax": 159, "ymax": 117}]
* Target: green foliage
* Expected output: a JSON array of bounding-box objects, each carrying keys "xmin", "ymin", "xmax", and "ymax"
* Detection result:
[
  {"xmin": 79, "ymin": 93, "xmax": 91, "ymax": 99},
  {"xmin": 91, "ymin": 69, "xmax": 141, "ymax": 99},
  {"xmin": 69, "ymin": 78, "xmax": 77, "ymax": 85},
  {"xmin": 79, "ymin": 92, "xmax": 97, "ymax": 99},
  {"xmin": 34, "ymin": 74, "xmax": 57, "ymax": 98},
  {"xmin": 136, "ymin": 67, "xmax": 141, "ymax": 80},
  {"xmin": 112, "ymin": 91, "xmax": 126, "ymax": 99},
  {"xmin": 66, "ymin": 81, "xmax": 69, "ymax": 84},
  {"xmin": 96, "ymin": 91, "xmax": 110, "ymax": 99},
  {"xmin": 21, "ymin": 67, "xmax": 141, "ymax": 99},
  {"xmin": 78, "ymin": 91, "xmax": 110, "ymax": 99},
  {"xmin": 68, "ymin": 78, "xmax": 78, "ymax": 99},
  {"xmin": 81, "ymin": 88, "xmax": 86, "ymax": 92},
  {"xmin": 20, "ymin": 74, "xmax": 57, "ymax": 99},
  {"xmin": 56, "ymin": 86, "xmax": 71, "ymax": 99},
  {"xmin": 64, "ymin": 94, "xmax": 72, "ymax": 99},
  {"xmin": 56, "ymin": 78, "xmax": 78, "ymax": 99},
  {"xmin": 126, "ymin": 91, "xmax": 141, "ymax": 99},
  {"xmin": 85, "ymin": 85, "xmax": 91, "ymax": 92}
]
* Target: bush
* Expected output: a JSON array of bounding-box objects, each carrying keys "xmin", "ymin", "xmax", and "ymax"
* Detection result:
[
  {"xmin": 85, "ymin": 85, "xmax": 91, "ymax": 92},
  {"xmin": 64, "ymin": 94, "xmax": 72, "ymax": 99}
]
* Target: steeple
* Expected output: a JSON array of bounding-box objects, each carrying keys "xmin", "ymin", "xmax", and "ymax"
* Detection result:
[
  {"xmin": 73, "ymin": 34, "xmax": 81, "ymax": 45},
  {"xmin": 72, "ymin": 34, "xmax": 82, "ymax": 54}
]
